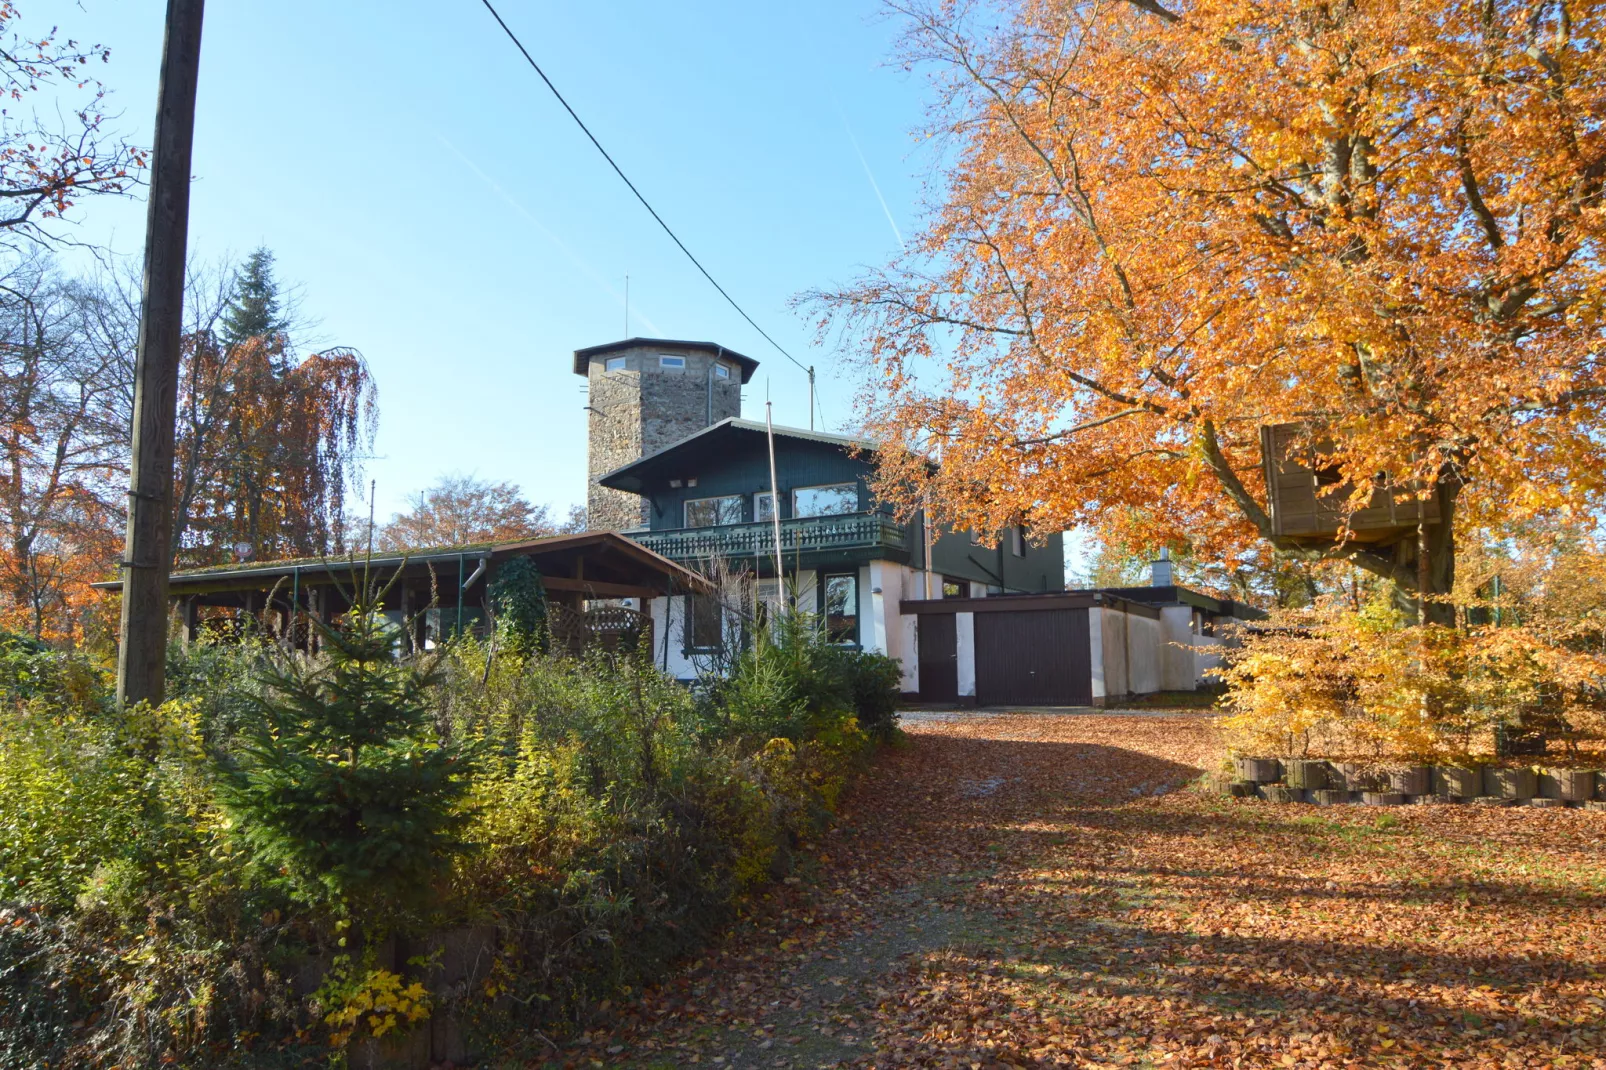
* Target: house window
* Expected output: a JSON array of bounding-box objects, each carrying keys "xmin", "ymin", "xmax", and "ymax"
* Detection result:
[
  {"xmin": 659, "ymin": 354, "xmax": 687, "ymax": 370},
  {"xmin": 714, "ymin": 363, "xmax": 731, "ymax": 379},
  {"xmin": 687, "ymin": 594, "xmax": 722, "ymax": 650},
  {"xmin": 754, "ymin": 491, "xmax": 778, "ymax": 522},
  {"xmin": 821, "ymin": 573, "xmax": 858, "ymax": 645},
  {"xmin": 605, "ymin": 356, "xmax": 626, "ymax": 372},
  {"xmin": 684, "ymin": 494, "xmax": 744, "ymax": 527},
  {"xmin": 941, "ymin": 578, "xmax": 966, "ymax": 599},
  {"xmin": 1010, "ymin": 526, "xmax": 1026, "ymax": 557},
  {"xmin": 793, "ymin": 483, "xmax": 858, "ymax": 518}
]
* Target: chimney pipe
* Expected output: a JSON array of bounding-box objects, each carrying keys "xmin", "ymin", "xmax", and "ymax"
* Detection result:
[{"xmin": 1151, "ymin": 547, "xmax": 1174, "ymax": 587}]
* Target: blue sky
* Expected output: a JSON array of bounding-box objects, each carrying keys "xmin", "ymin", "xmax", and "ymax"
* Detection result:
[{"xmin": 39, "ymin": 0, "xmax": 931, "ymax": 522}]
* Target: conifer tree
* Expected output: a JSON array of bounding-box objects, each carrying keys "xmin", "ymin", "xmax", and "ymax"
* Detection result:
[
  {"xmin": 218, "ymin": 587, "xmax": 472, "ymax": 914},
  {"xmin": 220, "ymin": 247, "xmax": 288, "ymax": 347}
]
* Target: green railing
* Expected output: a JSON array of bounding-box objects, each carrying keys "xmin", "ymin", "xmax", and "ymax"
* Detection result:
[{"xmin": 632, "ymin": 512, "xmax": 908, "ymax": 562}]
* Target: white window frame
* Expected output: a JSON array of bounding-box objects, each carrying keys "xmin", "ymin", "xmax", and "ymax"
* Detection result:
[
  {"xmin": 714, "ymin": 362, "xmax": 731, "ymax": 379},
  {"xmin": 754, "ymin": 490, "xmax": 779, "ymax": 522},
  {"xmin": 683, "ymin": 493, "xmax": 744, "ymax": 528},
  {"xmin": 659, "ymin": 354, "xmax": 687, "ymax": 370},
  {"xmin": 792, "ymin": 482, "xmax": 859, "ymax": 518},
  {"xmin": 605, "ymin": 356, "xmax": 627, "ymax": 372},
  {"xmin": 819, "ymin": 572, "xmax": 860, "ymax": 646}
]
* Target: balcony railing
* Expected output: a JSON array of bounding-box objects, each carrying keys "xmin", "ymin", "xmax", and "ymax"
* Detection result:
[{"xmin": 632, "ymin": 512, "xmax": 908, "ymax": 563}]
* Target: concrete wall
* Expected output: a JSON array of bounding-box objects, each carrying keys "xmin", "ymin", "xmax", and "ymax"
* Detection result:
[
  {"xmin": 956, "ymin": 611, "xmax": 976, "ymax": 699},
  {"xmin": 1194, "ymin": 631, "xmax": 1224, "ymax": 682},
  {"xmin": 585, "ymin": 344, "xmax": 743, "ymax": 532},
  {"xmin": 1126, "ymin": 612, "xmax": 1162, "ymax": 694},
  {"xmin": 1160, "ymin": 605, "xmax": 1199, "ymax": 690},
  {"xmin": 1100, "ymin": 605, "xmax": 1129, "ymax": 698},
  {"xmin": 1089, "ymin": 605, "xmax": 1163, "ymax": 701}
]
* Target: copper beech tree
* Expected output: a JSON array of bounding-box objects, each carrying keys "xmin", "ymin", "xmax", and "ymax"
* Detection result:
[{"xmin": 815, "ymin": 0, "xmax": 1605, "ymax": 622}]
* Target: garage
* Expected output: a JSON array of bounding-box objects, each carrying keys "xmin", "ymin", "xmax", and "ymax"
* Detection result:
[
  {"xmin": 974, "ymin": 609, "xmax": 1091, "ymax": 706},
  {"xmin": 903, "ymin": 591, "xmax": 1167, "ymax": 707}
]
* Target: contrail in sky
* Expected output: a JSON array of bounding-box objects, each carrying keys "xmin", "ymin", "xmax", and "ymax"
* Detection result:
[
  {"xmin": 434, "ymin": 131, "xmax": 664, "ymax": 336},
  {"xmin": 838, "ymin": 109, "xmax": 906, "ymax": 251}
]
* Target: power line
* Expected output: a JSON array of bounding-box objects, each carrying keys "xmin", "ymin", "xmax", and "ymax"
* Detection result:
[{"xmin": 475, "ymin": 0, "xmax": 817, "ymax": 391}]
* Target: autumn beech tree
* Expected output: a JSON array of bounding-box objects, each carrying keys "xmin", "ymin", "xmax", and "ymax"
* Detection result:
[
  {"xmin": 377, "ymin": 474, "xmax": 584, "ymax": 551},
  {"xmin": 814, "ymin": 0, "xmax": 1605, "ymax": 622}
]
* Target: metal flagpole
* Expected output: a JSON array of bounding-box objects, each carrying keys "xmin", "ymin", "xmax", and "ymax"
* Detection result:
[{"xmin": 765, "ymin": 401, "xmax": 786, "ymax": 614}]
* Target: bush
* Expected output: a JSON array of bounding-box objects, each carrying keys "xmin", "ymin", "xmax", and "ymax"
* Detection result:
[
  {"xmin": 0, "ymin": 602, "xmax": 888, "ymax": 1065},
  {"xmin": 1221, "ymin": 600, "xmax": 1606, "ymax": 762},
  {"xmin": 715, "ymin": 613, "xmax": 901, "ymax": 742},
  {"xmin": 216, "ymin": 602, "xmax": 474, "ymax": 917}
]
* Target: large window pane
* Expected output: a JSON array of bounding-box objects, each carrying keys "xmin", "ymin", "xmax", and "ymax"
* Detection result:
[
  {"xmin": 754, "ymin": 491, "xmax": 778, "ymax": 522},
  {"xmin": 687, "ymin": 594, "xmax": 722, "ymax": 650},
  {"xmin": 823, "ymin": 573, "xmax": 858, "ymax": 645},
  {"xmin": 685, "ymin": 494, "xmax": 744, "ymax": 527},
  {"xmin": 794, "ymin": 483, "xmax": 858, "ymax": 518}
]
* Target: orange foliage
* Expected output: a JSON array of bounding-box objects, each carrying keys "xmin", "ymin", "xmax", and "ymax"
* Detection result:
[
  {"xmin": 816, "ymin": 0, "xmax": 1606, "ymax": 605},
  {"xmin": 173, "ymin": 332, "xmax": 375, "ymax": 567}
]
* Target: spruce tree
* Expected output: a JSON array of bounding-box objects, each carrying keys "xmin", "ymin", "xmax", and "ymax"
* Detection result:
[
  {"xmin": 220, "ymin": 247, "xmax": 288, "ymax": 346},
  {"xmin": 218, "ymin": 593, "xmax": 472, "ymax": 915}
]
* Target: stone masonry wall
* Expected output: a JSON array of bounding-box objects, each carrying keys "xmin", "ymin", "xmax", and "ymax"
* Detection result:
[{"xmin": 585, "ymin": 344, "xmax": 746, "ymax": 531}]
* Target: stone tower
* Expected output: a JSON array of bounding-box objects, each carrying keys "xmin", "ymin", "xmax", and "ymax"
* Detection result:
[{"xmin": 574, "ymin": 339, "xmax": 758, "ymax": 531}]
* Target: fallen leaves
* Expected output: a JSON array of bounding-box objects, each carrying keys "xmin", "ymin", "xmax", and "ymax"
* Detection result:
[{"xmin": 588, "ymin": 712, "xmax": 1605, "ymax": 1070}]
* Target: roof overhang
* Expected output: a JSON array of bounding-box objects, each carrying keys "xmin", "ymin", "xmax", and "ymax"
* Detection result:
[
  {"xmin": 572, "ymin": 338, "xmax": 761, "ymax": 384},
  {"xmin": 597, "ymin": 417, "xmax": 878, "ymax": 494},
  {"xmin": 92, "ymin": 531, "xmax": 713, "ymax": 599}
]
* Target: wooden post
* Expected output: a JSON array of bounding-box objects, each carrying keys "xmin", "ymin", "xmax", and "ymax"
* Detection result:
[
  {"xmin": 116, "ymin": 0, "xmax": 206, "ymax": 707},
  {"xmin": 180, "ymin": 596, "xmax": 198, "ymax": 649}
]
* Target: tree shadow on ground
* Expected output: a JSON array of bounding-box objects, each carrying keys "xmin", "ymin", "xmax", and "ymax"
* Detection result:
[{"xmin": 849, "ymin": 732, "xmax": 1605, "ymax": 1067}]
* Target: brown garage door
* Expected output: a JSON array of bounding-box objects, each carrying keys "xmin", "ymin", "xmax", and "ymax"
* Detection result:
[
  {"xmin": 916, "ymin": 612, "xmax": 958, "ymax": 702},
  {"xmin": 975, "ymin": 609, "xmax": 1091, "ymax": 707}
]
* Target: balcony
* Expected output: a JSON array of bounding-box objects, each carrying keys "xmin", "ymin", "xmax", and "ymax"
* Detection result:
[{"xmin": 631, "ymin": 512, "xmax": 909, "ymax": 566}]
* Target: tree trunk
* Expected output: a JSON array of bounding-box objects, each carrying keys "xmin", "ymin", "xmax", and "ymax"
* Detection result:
[{"xmin": 1385, "ymin": 476, "xmax": 1458, "ymax": 626}]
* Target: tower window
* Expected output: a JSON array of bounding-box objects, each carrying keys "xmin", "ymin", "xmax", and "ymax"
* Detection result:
[
  {"xmin": 659, "ymin": 355, "xmax": 687, "ymax": 369},
  {"xmin": 605, "ymin": 356, "xmax": 626, "ymax": 372},
  {"xmin": 714, "ymin": 363, "xmax": 730, "ymax": 379}
]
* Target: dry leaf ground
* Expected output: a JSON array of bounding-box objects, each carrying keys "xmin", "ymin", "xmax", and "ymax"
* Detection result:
[{"xmin": 573, "ymin": 712, "xmax": 1605, "ymax": 1069}]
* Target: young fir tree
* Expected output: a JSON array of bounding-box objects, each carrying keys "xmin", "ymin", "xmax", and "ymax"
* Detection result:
[
  {"xmin": 219, "ymin": 591, "xmax": 472, "ymax": 914},
  {"xmin": 220, "ymin": 246, "xmax": 289, "ymax": 347}
]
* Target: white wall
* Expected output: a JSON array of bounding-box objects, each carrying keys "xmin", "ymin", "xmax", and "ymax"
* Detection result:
[
  {"xmin": 867, "ymin": 562, "xmax": 920, "ymax": 693},
  {"xmin": 1088, "ymin": 606, "xmax": 1106, "ymax": 703},
  {"xmin": 1126, "ymin": 611, "xmax": 1162, "ymax": 694},
  {"xmin": 1100, "ymin": 606, "xmax": 1129, "ymax": 697},
  {"xmin": 1194, "ymin": 631, "xmax": 1224, "ymax": 682},
  {"xmin": 647, "ymin": 594, "xmax": 698, "ymax": 681},
  {"xmin": 956, "ymin": 611, "xmax": 976, "ymax": 698},
  {"xmin": 792, "ymin": 569, "xmax": 818, "ymax": 614},
  {"xmin": 858, "ymin": 564, "xmax": 879, "ymax": 653},
  {"xmin": 1160, "ymin": 605, "xmax": 1198, "ymax": 690}
]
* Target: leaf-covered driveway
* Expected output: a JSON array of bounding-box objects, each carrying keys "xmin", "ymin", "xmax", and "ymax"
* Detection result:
[{"xmin": 597, "ymin": 713, "xmax": 1606, "ymax": 1069}]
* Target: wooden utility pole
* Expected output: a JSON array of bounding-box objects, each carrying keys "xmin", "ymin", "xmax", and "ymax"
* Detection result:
[{"xmin": 117, "ymin": 0, "xmax": 205, "ymax": 707}]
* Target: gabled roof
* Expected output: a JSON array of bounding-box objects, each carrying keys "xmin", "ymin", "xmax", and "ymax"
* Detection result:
[
  {"xmin": 572, "ymin": 338, "xmax": 761, "ymax": 384},
  {"xmin": 596, "ymin": 417, "xmax": 878, "ymax": 493}
]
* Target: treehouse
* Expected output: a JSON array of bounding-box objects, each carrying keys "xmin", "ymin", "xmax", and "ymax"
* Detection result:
[{"xmin": 1259, "ymin": 423, "xmax": 1440, "ymax": 546}]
